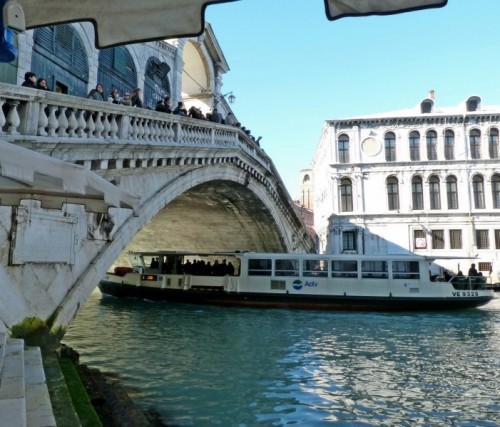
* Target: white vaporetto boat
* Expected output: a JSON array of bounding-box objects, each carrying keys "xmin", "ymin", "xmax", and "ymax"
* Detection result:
[{"xmin": 98, "ymin": 251, "xmax": 495, "ymax": 311}]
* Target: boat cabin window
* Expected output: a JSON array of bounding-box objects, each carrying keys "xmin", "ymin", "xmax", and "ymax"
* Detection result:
[
  {"xmin": 362, "ymin": 261, "xmax": 388, "ymax": 279},
  {"xmin": 392, "ymin": 261, "xmax": 420, "ymax": 280},
  {"xmin": 129, "ymin": 253, "xmax": 146, "ymax": 270},
  {"xmin": 331, "ymin": 260, "xmax": 358, "ymax": 278},
  {"xmin": 275, "ymin": 259, "xmax": 299, "ymax": 276},
  {"xmin": 303, "ymin": 259, "xmax": 328, "ymax": 277},
  {"xmin": 248, "ymin": 259, "xmax": 272, "ymax": 276}
]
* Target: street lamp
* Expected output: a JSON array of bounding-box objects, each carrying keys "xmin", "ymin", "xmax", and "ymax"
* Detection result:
[{"xmin": 214, "ymin": 91, "xmax": 236, "ymax": 107}]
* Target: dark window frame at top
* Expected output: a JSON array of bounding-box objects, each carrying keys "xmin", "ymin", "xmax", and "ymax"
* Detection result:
[
  {"xmin": 431, "ymin": 229, "xmax": 445, "ymax": 249},
  {"xmin": 472, "ymin": 175, "xmax": 485, "ymax": 209},
  {"xmin": 339, "ymin": 178, "xmax": 353, "ymax": 212},
  {"xmin": 446, "ymin": 175, "xmax": 459, "ymax": 209},
  {"xmin": 429, "ymin": 175, "xmax": 441, "ymax": 210},
  {"xmin": 385, "ymin": 132, "xmax": 396, "ymax": 162},
  {"xmin": 475, "ymin": 229, "xmax": 489, "ymax": 250},
  {"xmin": 342, "ymin": 230, "xmax": 357, "ymax": 252},
  {"xmin": 386, "ymin": 176, "xmax": 400, "ymax": 211},
  {"xmin": 411, "ymin": 176, "xmax": 424, "ymax": 210},
  {"xmin": 492, "ymin": 174, "xmax": 500, "ymax": 209},
  {"xmin": 469, "ymin": 129, "xmax": 481, "ymax": 159},
  {"xmin": 338, "ymin": 134, "xmax": 350, "ymax": 164},
  {"xmin": 444, "ymin": 129, "xmax": 455, "ymax": 160},
  {"xmin": 426, "ymin": 130, "xmax": 438, "ymax": 160},
  {"xmin": 449, "ymin": 229, "xmax": 462, "ymax": 249},
  {"xmin": 488, "ymin": 128, "xmax": 499, "ymax": 159},
  {"xmin": 409, "ymin": 131, "xmax": 420, "ymax": 161}
]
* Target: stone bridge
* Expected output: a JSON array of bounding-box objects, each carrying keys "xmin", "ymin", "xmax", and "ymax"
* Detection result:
[{"xmin": 0, "ymin": 84, "xmax": 314, "ymax": 336}]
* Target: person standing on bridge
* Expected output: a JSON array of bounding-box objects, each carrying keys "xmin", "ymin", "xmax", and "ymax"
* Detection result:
[
  {"xmin": 87, "ymin": 83, "xmax": 105, "ymax": 101},
  {"xmin": 36, "ymin": 78, "xmax": 50, "ymax": 91},
  {"xmin": 21, "ymin": 71, "xmax": 37, "ymax": 88},
  {"xmin": 131, "ymin": 87, "xmax": 143, "ymax": 108},
  {"xmin": 173, "ymin": 101, "xmax": 187, "ymax": 116}
]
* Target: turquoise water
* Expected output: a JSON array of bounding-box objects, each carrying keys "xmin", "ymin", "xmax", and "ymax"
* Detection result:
[{"xmin": 63, "ymin": 290, "xmax": 500, "ymax": 426}]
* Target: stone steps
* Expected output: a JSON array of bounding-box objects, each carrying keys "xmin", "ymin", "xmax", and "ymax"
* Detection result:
[{"xmin": 0, "ymin": 335, "xmax": 56, "ymax": 427}]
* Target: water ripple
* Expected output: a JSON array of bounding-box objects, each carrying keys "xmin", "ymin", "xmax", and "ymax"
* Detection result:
[{"xmin": 63, "ymin": 290, "xmax": 500, "ymax": 426}]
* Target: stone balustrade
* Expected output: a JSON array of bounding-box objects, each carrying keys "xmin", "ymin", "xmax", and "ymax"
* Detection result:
[
  {"xmin": 0, "ymin": 83, "xmax": 270, "ymax": 170},
  {"xmin": 0, "ymin": 83, "xmax": 305, "ymax": 234}
]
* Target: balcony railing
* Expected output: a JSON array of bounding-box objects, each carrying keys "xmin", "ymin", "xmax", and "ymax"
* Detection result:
[{"xmin": 0, "ymin": 83, "xmax": 271, "ymax": 167}]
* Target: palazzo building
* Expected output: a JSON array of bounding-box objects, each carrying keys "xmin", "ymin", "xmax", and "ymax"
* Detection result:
[{"xmin": 310, "ymin": 92, "xmax": 500, "ymax": 280}]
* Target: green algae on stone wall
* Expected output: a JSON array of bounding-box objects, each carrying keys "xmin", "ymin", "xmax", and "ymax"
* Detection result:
[{"xmin": 10, "ymin": 316, "xmax": 66, "ymax": 351}]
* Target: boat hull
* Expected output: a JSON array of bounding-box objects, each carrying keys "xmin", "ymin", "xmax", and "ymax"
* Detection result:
[{"xmin": 98, "ymin": 280, "xmax": 493, "ymax": 311}]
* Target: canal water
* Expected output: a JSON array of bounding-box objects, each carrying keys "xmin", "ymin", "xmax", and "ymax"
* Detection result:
[{"xmin": 62, "ymin": 290, "xmax": 500, "ymax": 426}]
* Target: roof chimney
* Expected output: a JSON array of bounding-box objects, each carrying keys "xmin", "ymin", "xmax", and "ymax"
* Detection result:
[{"xmin": 428, "ymin": 90, "xmax": 435, "ymax": 100}]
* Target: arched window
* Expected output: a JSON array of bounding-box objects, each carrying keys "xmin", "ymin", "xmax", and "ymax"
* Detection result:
[
  {"xmin": 446, "ymin": 175, "xmax": 459, "ymax": 209},
  {"xmin": 429, "ymin": 175, "xmax": 441, "ymax": 210},
  {"xmin": 386, "ymin": 176, "xmax": 399, "ymax": 211},
  {"xmin": 473, "ymin": 175, "xmax": 485, "ymax": 209},
  {"xmin": 339, "ymin": 178, "xmax": 353, "ymax": 212},
  {"xmin": 32, "ymin": 25, "xmax": 89, "ymax": 96},
  {"xmin": 492, "ymin": 174, "xmax": 500, "ymax": 209},
  {"xmin": 338, "ymin": 134, "xmax": 349, "ymax": 164},
  {"xmin": 411, "ymin": 176, "xmax": 424, "ymax": 210},
  {"xmin": 470, "ymin": 129, "xmax": 481, "ymax": 159},
  {"xmin": 444, "ymin": 129, "xmax": 455, "ymax": 160},
  {"xmin": 409, "ymin": 131, "xmax": 420, "ymax": 161},
  {"xmin": 385, "ymin": 132, "xmax": 396, "ymax": 161},
  {"xmin": 489, "ymin": 128, "xmax": 499, "ymax": 159},
  {"xmin": 98, "ymin": 46, "xmax": 137, "ymax": 101},
  {"xmin": 426, "ymin": 130, "xmax": 437, "ymax": 160}
]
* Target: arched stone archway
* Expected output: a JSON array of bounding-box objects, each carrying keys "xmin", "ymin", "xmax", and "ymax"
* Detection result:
[
  {"xmin": 52, "ymin": 164, "xmax": 308, "ymax": 329},
  {"xmin": 181, "ymin": 40, "xmax": 212, "ymax": 112}
]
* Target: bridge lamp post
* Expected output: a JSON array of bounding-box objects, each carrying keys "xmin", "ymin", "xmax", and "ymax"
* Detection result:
[{"xmin": 214, "ymin": 91, "xmax": 236, "ymax": 108}]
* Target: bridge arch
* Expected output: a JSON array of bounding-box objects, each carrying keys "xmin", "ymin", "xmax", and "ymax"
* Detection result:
[{"xmin": 55, "ymin": 163, "xmax": 305, "ymax": 328}]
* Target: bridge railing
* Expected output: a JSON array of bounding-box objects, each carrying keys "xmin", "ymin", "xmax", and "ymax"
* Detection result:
[{"xmin": 0, "ymin": 83, "xmax": 270, "ymax": 169}]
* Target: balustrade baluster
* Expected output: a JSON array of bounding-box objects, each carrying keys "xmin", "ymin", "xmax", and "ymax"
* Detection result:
[
  {"xmin": 47, "ymin": 105, "xmax": 58, "ymax": 137},
  {"xmin": 67, "ymin": 109, "xmax": 78, "ymax": 137},
  {"xmin": 159, "ymin": 121, "xmax": 166, "ymax": 141},
  {"xmin": 131, "ymin": 117, "xmax": 139, "ymax": 139},
  {"xmin": 86, "ymin": 111, "xmax": 95, "ymax": 137},
  {"xmin": 37, "ymin": 103, "xmax": 48, "ymax": 136},
  {"xmin": 102, "ymin": 113, "xmax": 111, "ymax": 138},
  {"xmin": 76, "ymin": 110, "xmax": 86, "ymax": 137},
  {"xmin": 94, "ymin": 112, "xmax": 104, "ymax": 137},
  {"xmin": 137, "ymin": 118, "xmax": 145, "ymax": 140},
  {"xmin": 168, "ymin": 123, "xmax": 175, "ymax": 142},
  {"xmin": 6, "ymin": 100, "xmax": 20, "ymax": 135},
  {"xmin": 151, "ymin": 121, "xmax": 159, "ymax": 141},
  {"xmin": 109, "ymin": 114, "xmax": 118, "ymax": 139},
  {"xmin": 0, "ymin": 99, "xmax": 6, "ymax": 135},
  {"xmin": 57, "ymin": 107, "xmax": 68, "ymax": 137},
  {"xmin": 143, "ymin": 119, "xmax": 151, "ymax": 141},
  {"xmin": 163, "ymin": 121, "xmax": 169, "ymax": 141}
]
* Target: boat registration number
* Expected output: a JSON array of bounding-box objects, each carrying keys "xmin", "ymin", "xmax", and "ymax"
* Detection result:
[{"xmin": 452, "ymin": 291, "xmax": 479, "ymax": 297}]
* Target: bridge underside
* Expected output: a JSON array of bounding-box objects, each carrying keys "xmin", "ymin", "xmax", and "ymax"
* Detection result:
[{"xmin": 123, "ymin": 180, "xmax": 287, "ymax": 256}]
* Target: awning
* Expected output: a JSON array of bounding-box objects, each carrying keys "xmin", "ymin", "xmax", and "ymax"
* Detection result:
[
  {"xmin": 325, "ymin": 0, "xmax": 448, "ymax": 20},
  {"xmin": 0, "ymin": 140, "xmax": 140, "ymax": 214},
  {"xmin": 18, "ymin": 0, "xmax": 238, "ymax": 48},
  {"xmin": 16, "ymin": 0, "xmax": 448, "ymax": 49}
]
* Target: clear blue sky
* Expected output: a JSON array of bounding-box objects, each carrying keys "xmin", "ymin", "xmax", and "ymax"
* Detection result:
[{"xmin": 206, "ymin": 0, "xmax": 500, "ymax": 199}]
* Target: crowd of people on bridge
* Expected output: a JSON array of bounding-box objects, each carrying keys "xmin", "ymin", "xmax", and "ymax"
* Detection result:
[{"xmin": 19, "ymin": 71, "xmax": 262, "ymax": 146}]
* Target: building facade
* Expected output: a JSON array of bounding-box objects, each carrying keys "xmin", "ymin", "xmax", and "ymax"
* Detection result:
[
  {"xmin": 0, "ymin": 22, "xmax": 235, "ymax": 118},
  {"xmin": 311, "ymin": 93, "xmax": 500, "ymax": 280}
]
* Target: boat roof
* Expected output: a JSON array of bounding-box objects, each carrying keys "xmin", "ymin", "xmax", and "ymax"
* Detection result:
[{"xmin": 127, "ymin": 251, "xmax": 469, "ymax": 261}]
